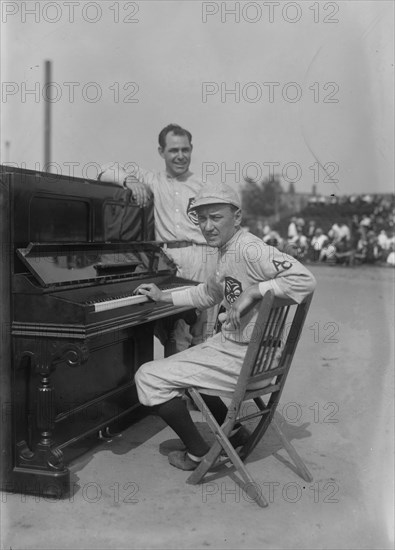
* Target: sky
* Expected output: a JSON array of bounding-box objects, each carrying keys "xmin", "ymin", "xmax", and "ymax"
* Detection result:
[{"xmin": 1, "ymin": 0, "xmax": 394, "ymax": 196}]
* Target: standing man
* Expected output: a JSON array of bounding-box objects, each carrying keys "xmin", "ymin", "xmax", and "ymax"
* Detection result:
[
  {"xmin": 133, "ymin": 182, "xmax": 317, "ymax": 471},
  {"xmin": 99, "ymin": 124, "xmax": 218, "ymax": 356}
]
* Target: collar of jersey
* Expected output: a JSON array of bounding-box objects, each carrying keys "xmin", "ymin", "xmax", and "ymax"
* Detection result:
[
  {"xmin": 165, "ymin": 170, "xmax": 193, "ymax": 182},
  {"xmin": 218, "ymin": 228, "xmax": 243, "ymax": 254}
]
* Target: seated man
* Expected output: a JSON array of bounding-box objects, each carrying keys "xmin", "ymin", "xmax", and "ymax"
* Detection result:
[
  {"xmin": 386, "ymin": 243, "xmax": 395, "ymax": 266},
  {"xmin": 133, "ymin": 182, "xmax": 317, "ymax": 471},
  {"xmin": 319, "ymin": 238, "xmax": 337, "ymax": 263},
  {"xmin": 334, "ymin": 237, "xmax": 355, "ymax": 266},
  {"xmin": 310, "ymin": 228, "xmax": 328, "ymax": 262}
]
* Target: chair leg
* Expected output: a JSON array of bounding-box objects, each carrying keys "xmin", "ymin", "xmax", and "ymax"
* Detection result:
[
  {"xmin": 187, "ymin": 435, "xmax": 268, "ymax": 508},
  {"xmin": 187, "ymin": 390, "xmax": 268, "ymax": 507},
  {"xmin": 239, "ymin": 402, "xmax": 313, "ymax": 483},
  {"xmin": 238, "ymin": 397, "xmax": 271, "ymax": 460},
  {"xmin": 186, "ymin": 389, "xmax": 236, "ymax": 483},
  {"xmin": 186, "ymin": 439, "xmax": 223, "ymax": 483},
  {"xmin": 186, "ymin": 389, "xmax": 230, "ymax": 484},
  {"xmin": 272, "ymin": 411, "xmax": 313, "ymax": 483},
  {"xmin": 239, "ymin": 419, "xmax": 271, "ymax": 461}
]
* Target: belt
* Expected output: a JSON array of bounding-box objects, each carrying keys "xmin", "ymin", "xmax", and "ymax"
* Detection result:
[{"xmin": 162, "ymin": 241, "xmax": 206, "ymax": 249}]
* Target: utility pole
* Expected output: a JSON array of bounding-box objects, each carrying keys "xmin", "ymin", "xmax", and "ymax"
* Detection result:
[
  {"xmin": 5, "ymin": 141, "xmax": 10, "ymax": 163},
  {"xmin": 44, "ymin": 60, "xmax": 52, "ymax": 170}
]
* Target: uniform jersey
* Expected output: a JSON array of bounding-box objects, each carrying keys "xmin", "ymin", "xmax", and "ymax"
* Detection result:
[
  {"xmin": 129, "ymin": 166, "xmax": 206, "ymax": 243},
  {"xmin": 171, "ymin": 229, "xmax": 317, "ymax": 343},
  {"xmin": 127, "ymin": 166, "xmax": 217, "ymax": 282}
]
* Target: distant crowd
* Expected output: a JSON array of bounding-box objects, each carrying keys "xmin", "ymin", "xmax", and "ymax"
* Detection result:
[{"xmin": 260, "ymin": 195, "xmax": 395, "ymax": 267}]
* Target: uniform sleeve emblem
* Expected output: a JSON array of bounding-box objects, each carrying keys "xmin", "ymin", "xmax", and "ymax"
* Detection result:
[
  {"xmin": 225, "ymin": 276, "xmax": 242, "ymax": 304},
  {"xmin": 187, "ymin": 197, "xmax": 199, "ymax": 225},
  {"xmin": 272, "ymin": 259, "xmax": 293, "ymax": 272}
]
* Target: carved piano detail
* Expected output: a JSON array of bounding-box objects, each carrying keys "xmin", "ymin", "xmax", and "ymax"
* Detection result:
[{"xmin": 0, "ymin": 166, "xmax": 197, "ymax": 497}]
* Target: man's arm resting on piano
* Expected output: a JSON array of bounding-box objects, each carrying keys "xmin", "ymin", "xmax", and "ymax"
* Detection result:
[
  {"xmin": 123, "ymin": 165, "xmax": 155, "ymax": 208},
  {"xmin": 98, "ymin": 163, "xmax": 153, "ymax": 208},
  {"xmin": 124, "ymin": 175, "xmax": 152, "ymax": 208}
]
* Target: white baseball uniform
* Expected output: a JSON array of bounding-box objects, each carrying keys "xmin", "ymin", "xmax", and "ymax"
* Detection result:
[
  {"xmin": 124, "ymin": 166, "xmax": 220, "ymax": 347},
  {"xmin": 135, "ymin": 229, "xmax": 317, "ymax": 406},
  {"xmin": 127, "ymin": 166, "xmax": 217, "ymax": 281}
]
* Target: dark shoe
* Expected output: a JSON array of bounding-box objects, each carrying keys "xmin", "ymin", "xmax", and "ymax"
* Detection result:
[
  {"xmin": 229, "ymin": 426, "xmax": 251, "ymax": 449},
  {"xmin": 168, "ymin": 450, "xmax": 202, "ymax": 471},
  {"xmin": 170, "ymin": 427, "xmax": 251, "ymax": 463}
]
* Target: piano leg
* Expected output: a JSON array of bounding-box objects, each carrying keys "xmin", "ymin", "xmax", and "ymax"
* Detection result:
[
  {"xmin": 9, "ymin": 337, "xmax": 90, "ymax": 497},
  {"xmin": 13, "ymin": 368, "xmax": 69, "ymax": 497},
  {"xmin": 5, "ymin": 323, "xmax": 155, "ymax": 497}
]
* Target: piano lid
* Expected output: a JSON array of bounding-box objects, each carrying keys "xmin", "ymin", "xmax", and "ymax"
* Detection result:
[{"xmin": 16, "ymin": 242, "xmax": 177, "ymax": 287}]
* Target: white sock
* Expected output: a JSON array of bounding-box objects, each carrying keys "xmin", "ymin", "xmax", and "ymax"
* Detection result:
[{"xmin": 186, "ymin": 452, "xmax": 204, "ymax": 462}]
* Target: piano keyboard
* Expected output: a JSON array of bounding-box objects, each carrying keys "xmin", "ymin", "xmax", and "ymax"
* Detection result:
[{"xmin": 93, "ymin": 285, "xmax": 194, "ymax": 313}]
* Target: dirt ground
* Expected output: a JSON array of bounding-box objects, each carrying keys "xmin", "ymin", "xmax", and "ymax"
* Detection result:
[{"xmin": 1, "ymin": 264, "xmax": 394, "ymax": 550}]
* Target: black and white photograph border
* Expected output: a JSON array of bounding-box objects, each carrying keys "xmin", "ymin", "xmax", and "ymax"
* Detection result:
[{"xmin": 0, "ymin": 1, "xmax": 394, "ymax": 549}]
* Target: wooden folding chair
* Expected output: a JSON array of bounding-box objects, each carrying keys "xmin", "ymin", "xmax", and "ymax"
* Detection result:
[{"xmin": 186, "ymin": 290, "xmax": 314, "ymax": 508}]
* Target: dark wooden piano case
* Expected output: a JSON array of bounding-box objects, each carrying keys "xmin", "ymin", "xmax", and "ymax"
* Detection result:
[{"xmin": 0, "ymin": 165, "xmax": 194, "ymax": 497}]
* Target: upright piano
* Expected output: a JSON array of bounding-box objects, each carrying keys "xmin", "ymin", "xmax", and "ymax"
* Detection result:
[{"xmin": 0, "ymin": 166, "xmax": 196, "ymax": 497}]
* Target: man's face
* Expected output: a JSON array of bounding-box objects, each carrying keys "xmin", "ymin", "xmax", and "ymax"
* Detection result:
[
  {"xmin": 158, "ymin": 132, "xmax": 192, "ymax": 178},
  {"xmin": 196, "ymin": 204, "xmax": 241, "ymax": 248}
]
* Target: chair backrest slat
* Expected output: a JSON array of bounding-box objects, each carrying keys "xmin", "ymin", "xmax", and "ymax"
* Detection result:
[
  {"xmin": 229, "ymin": 291, "xmax": 313, "ymax": 412},
  {"xmin": 257, "ymin": 307, "xmax": 280, "ymax": 373},
  {"xmin": 253, "ymin": 309, "xmax": 275, "ymax": 374},
  {"xmin": 264, "ymin": 305, "xmax": 289, "ymax": 373},
  {"xmin": 252, "ymin": 304, "xmax": 290, "ymax": 376}
]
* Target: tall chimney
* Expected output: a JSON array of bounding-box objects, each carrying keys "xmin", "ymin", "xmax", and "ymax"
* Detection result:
[{"xmin": 44, "ymin": 60, "xmax": 52, "ymax": 170}]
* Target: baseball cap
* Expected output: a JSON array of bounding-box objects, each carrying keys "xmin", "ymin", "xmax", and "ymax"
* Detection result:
[{"xmin": 193, "ymin": 182, "xmax": 241, "ymax": 209}]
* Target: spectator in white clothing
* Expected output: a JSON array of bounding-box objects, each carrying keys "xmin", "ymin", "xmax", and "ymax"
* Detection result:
[{"xmin": 310, "ymin": 228, "xmax": 328, "ymax": 262}]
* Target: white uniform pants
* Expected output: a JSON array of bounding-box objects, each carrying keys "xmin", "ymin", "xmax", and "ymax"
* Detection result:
[{"xmin": 135, "ymin": 333, "xmax": 248, "ymax": 407}]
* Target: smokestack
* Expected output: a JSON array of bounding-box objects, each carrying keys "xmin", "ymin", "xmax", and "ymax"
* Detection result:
[
  {"xmin": 44, "ymin": 60, "xmax": 52, "ymax": 170},
  {"xmin": 5, "ymin": 141, "xmax": 10, "ymax": 163}
]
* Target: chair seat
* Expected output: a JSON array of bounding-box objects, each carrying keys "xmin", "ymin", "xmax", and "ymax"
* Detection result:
[
  {"xmin": 191, "ymin": 376, "xmax": 275, "ymax": 399},
  {"xmin": 247, "ymin": 377, "xmax": 275, "ymax": 391}
]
